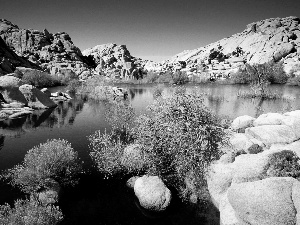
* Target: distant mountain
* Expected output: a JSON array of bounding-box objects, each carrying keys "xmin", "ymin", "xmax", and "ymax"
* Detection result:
[
  {"xmin": 163, "ymin": 16, "xmax": 300, "ymax": 74},
  {"xmin": 0, "ymin": 19, "xmax": 92, "ymax": 76}
]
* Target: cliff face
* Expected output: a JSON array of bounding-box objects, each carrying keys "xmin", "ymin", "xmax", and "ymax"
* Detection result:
[
  {"xmin": 0, "ymin": 19, "xmax": 90, "ymax": 75},
  {"xmin": 0, "ymin": 36, "xmax": 39, "ymax": 75},
  {"xmin": 164, "ymin": 16, "xmax": 300, "ymax": 74}
]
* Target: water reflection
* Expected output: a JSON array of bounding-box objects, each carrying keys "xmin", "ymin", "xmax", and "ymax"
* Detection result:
[{"xmin": 0, "ymin": 135, "xmax": 4, "ymax": 151}]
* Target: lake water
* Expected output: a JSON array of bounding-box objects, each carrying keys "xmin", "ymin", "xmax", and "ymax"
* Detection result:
[{"xmin": 1, "ymin": 83, "xmax": 300, "ymax": 224}]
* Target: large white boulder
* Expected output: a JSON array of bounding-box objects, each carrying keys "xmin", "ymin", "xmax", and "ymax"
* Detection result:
[
  {"xmin": 134, "ymin": 175, "xmax": 171, "ymax": 211},
  {"xmin": 253, "ymin": 113, "xmax": 285, "ymax": 126},
  {"xmin": 231, "ymin": 115, "xmax": 255, "ymax": 132},
  {"xmin": 245, "ymin": 125, "xmax": 297, "ymax": 146},
  {"xmin": 228, "ymin": 177, "xmax": 300, "ymax": 225}
]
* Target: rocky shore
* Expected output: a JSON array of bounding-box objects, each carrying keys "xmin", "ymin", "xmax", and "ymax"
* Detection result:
[{"xmin": 208, "ymin": 110, "xmax": 300, "ymax": 225}]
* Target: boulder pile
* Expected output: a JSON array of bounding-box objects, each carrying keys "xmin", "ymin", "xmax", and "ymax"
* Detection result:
[
  {"xmin": 208, "ymin": 110, "xmax": 300, "ymax": 225},
  {"xmin": 82, "ymin": 43, "xmax": 154, "ymax": 80},
  {"xmin": 0, "ymin": 75, "xmax": 57, "ymax": 121}
]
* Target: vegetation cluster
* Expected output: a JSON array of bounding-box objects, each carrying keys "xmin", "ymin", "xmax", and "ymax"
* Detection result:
[
  {"xmin": 0, "ymin": 139, "xmax": 83, "ymax": 224},
  {"xmin": 89, "ymin": 90, "xmax": 228, "ymax": 201}
]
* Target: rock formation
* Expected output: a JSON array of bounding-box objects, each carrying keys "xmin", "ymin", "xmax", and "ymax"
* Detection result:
[
  {"xmin": 161, "ymin": 16, "xmax": 300, "ymax": 78},
  {"xmin": 0, "ymin": 35, "xmax": 38, "ymax": 75},
  {"xmin": 0, "ymin": 19, "xmax": 92, "ymax": 76},
  {"xmin": 208, "ymin": 109, "xmax": 300, "ymax": 225},
  {"xmin": 82, "ymin": 43, "xmax": 158, "ymax": 79}
]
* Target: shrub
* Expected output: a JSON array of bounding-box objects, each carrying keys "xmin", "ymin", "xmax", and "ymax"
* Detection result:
[
  {"xmin": 0, "ymin": 198, "xmax": 63, "ymax": 225},
  {"xmin": 66, "ymin": 79, "xmax": 81, "ymax": 93},
  {"xmin": 156, "ymin": 71, "xmax": 173, "ymax": 83},
  {"xmin": 286, "ymin": 76, "xmax": 300, "ymax": 86},
  {"xmin": 22, "ymin": 70, "xmax": 58, "ymax": 88},
  {"xmin": 55, "ymin": 69, "xmax": 78, "ymax": 86},
  {"xmin": 144, "ymin": 71, "xmax": 160, "ymax": 83},
  {"xmin": 132, "ymin": 91, "xmax": 227, "ymax": 200},
  {"xmin": 266, "ymin": 61, "xmax": 288, "ymax": 84},
  {"xmin": 2, "ymin": 139, "xmax": 83, "ymax": 193},
  {"xmin": 89, "ymin": 128, "xmax": 134, "ymax": 178},
  {"xmin": 89, "ymin": 102, "xmax": 135, "ymax": 177},
  {"xmin": 171, "ymin": 71, "xmax": 189, "ymax": 85},
  {"xmin": 229, "ymin": 68, "xmax": 251, "ymax": 84},
  {"xmin": 266, "ymin": 150, "xmax": 300, "ymax": 179}
]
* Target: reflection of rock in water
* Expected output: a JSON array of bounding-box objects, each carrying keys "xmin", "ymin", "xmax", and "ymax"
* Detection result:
[
  {"xmin": 42, "ymin": 96, "xmax": 85, "ymax": 128},
  {"xmin": 0, "ymin": 116, "xmax": 27, "ymax": 137},
  {"xmin": 0, "ymin": 135, "xmax": 4, "ymax": 151}
]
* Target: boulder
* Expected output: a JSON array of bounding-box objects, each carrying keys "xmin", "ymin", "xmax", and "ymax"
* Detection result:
[
  {"xmin": 273, "ymin": 43, "xmax": 295, "ymax": 62},
  {"xmin": 230, "ymin": 133, "xmax": 263, "ymax": 154},
  {"xmin": 134, "ymin": 176, "xmax": 171, "ymax": 211},
  {"xmin": 231, "ymin": 153, "xmax": 271, "ymax": 184},
  {"xmin": 0, "ymin": 86, "xmax": 27, "ymax": 105},
  {"xmin": 245, "ymin": 125, "xmax": 297, "ymax": 146},
  {"xmin": 228, "ymin": 177, "xmax": 300, "ymax": 225},
  {"xmin": 281, "ymin": 116, "xmax": 300, "ymax": 139},
  {"xmin": 19, "ymin": 84, "xmax": 56, "ymax": 109},
  {"xmin": 231, "ymin": 115, "xmax": 255, "ymax": 132},
  {"xmin": 8, "ymin": 110, "xmax": 32, "ymax": 119},
  {"xmin": 284, "ymin": 110, "xmax": 300, "ymax": 118},
  {"xmin": 253, "ymin": 113, "xmax": 285, "ymax": 126},
  {"xmin": 0, "ymin": 75, "xmax": 24, "ymax": 87}
]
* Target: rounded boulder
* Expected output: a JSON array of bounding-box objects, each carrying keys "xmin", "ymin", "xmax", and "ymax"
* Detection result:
[{"xmin": 134, "ymin": 175, "xmax": 171, "ymax": 211}]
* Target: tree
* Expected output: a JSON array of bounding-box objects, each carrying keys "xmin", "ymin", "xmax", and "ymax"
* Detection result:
[{"xmin": 245, "ymin": 63, "xmax": 271, "ymax": 97}]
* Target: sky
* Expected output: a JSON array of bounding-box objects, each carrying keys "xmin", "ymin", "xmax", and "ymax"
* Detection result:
[{"xmin": 1, "ymin": 0, "xmax": 300, "ymax": 62}]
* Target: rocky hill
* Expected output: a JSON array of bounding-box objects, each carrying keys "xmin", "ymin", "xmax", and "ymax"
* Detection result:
[
  {"xmin": 82, "ymin": 43, "xmax": 159, "ymax": 79},
  {"xmin": 162, "ymin": 16, "xmax": 300, "ymax": 77},
  {"xmin": 0, "ymin": 19, "xmax": 92, "ymax": 76},
  {"xmin": 0, "ymin": 36, "xmax": 39, "ymax": 75}
]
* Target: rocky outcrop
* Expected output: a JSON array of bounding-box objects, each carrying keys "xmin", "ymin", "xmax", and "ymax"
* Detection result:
[
  {"xmin": 0, "ymin": 35, "xmax": 38, "ymax": 75},
  {"xmin": 162, "ymin": 16, "xmax": 300, "ymax": 78},
  {"xmin": 0, "ymin": 19, "xmax": 91, "ymax": 76},
  {"xmin": 82, "ymin": 43, "xmax": 158, "ymax": 79},
  {"xmin": 134, "ymin": 175, "xmax": 171, "ymax": 211},
  {"xmin": 19, "ymin": 84, "xmax": 57, "ymax": 109},
  {"xmin": 208, "ymin": 109, "xmax": 300, "ymax": 225}
]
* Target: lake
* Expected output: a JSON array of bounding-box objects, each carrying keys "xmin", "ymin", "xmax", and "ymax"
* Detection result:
[{"xmin": 1, "ymin": 83, "xmax": 300, "ymax": 224}]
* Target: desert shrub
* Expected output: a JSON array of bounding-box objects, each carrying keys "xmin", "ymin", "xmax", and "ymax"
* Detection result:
[
  {"xmin": 66, "ymin": 79, "xmax": 81, "ymax": 93},
  {"xmin": 171, "ymin": 71, "xmax": 189, "ymax": 85},
  {"xmin": 22, "ymin": 70, "xmax": 58, "ymax": 88},
  {"xmin": 266, "ymin": 61, "xmax": 288, "ymax": 84},
  {"xmin": 209, "ymin": 46, "xmax": 227, "ymax": 62},
  {"xmin": 266, "ymin": 150, "xmax": 300, "ymax": 179},
  {"xmin": 2, "ymin": 139, "xmax": 83, "ymax": 193},
  {"xmin": 237, "ymin": 83, "xmax": 282, "ymax": 99},
  {"xmin": 144, "ymin": 71, "xmax": 160, "ymax": 83},
  {"xmin": 89, "ymin": 130, "xmax": 125, "ymax": 177},
  {"xmin": 190, "ymin": 73, "xmax": 211, "ymax": 84},
  {"xmin": 55, "ymin": 69, "xmax": 78, "ymax": 85},
  {"xmin": 286, "ymin": 75, "xmax": 300, "ymax": 86},
  {"xmin": 0, "ymin": 198, "xmax": 63, "ymax": 225},
  {"xmin": 89, "ymin": 101, "xmax": 135, "ymax": 177},
  {"xmin": 13, "ymin": 69, "xmax": 24, "ymax": 79},
  {"xmin": 156, "ymin": 71, "xmax": 174, "ymax": 83},
  {"xmin": 229, "ymin": 68, "xmax": 251, "ymax": 84},
  {"xmin": 132, "ymin": 91, "xmax": 227, "ymax": 200}
]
